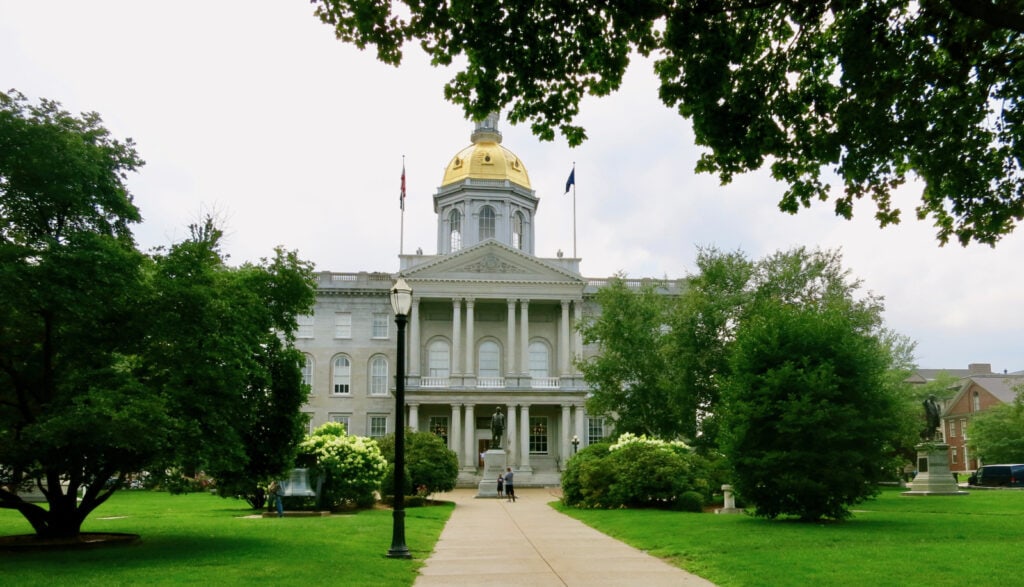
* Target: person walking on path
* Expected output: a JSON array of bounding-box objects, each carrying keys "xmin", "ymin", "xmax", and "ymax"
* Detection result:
[{"xmin": 503, "ymin": 468, "xmax": 515, "ymax": 502}]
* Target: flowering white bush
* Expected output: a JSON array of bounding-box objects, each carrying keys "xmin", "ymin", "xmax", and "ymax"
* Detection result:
[
  {"xmin": 299, "ymin": 422, "xmax": 386, "ymax": 508},
  {"xmin": 609, "ymin": 432, "xmax": 690, "ymax": 453}
]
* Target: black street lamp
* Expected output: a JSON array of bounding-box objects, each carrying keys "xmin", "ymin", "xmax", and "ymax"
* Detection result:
[
  {"xmin": 387, "ymin": 277, "xmax": 413, "ymax": 559},
  {"xmin": 571, "ymin": 434, "xmax": 580, "ymax": 455}
]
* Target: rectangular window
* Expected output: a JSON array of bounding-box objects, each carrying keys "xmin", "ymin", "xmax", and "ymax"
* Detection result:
[
  {"xmin": 949, "ymin": 420, "xmax": 957, "ymax": 438},
  {"xmin": 952, "ymin": 448, "xmax": 959, "ymax": 464},
  {"xmin": 302, "ymin": 412, "xmax": 314, "ymax": 435},
  {"xmin": 529, "ymin": 416, "xmax": 548, "ymax": 455},
  {"xmin": 328, "ymin": 413, "xmax": 350, "ymax": 431},
  {"xmin": 429, "ymin": 416, "xmax": 449, "ymax": 445},
  {"xmin": 301, "ymin": 355, "xmax": 314, "ymax": 395},
  {"xmin": 334, "ymin": 313, "xmax": 352, "ymax": 339},
  {"xmin": 369, "ymin": 416, "xmax": 388, "ymax": 438},
  {"xmin": 588, "ymin": 417, "xmax": 606, "ymax": 444},
  {"xmin": 372, "ymin": 313, "xmax": 389, "ymax": 338},
  {"xmin": 296, "ymin": 314, "xmax": 314, "ymax": 338},
  {"xmin": 961, "ymin": 418, "xmax": 968, "ymax": 436}
]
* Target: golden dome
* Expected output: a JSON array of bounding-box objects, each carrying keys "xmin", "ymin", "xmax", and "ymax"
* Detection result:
[
  {"xmin": 441, "ymin": 142, "xmax": 532, "ymax": 189},
  {"xmin": 440, "ymin": 114, "xmax": 531, "ymax": 189}
]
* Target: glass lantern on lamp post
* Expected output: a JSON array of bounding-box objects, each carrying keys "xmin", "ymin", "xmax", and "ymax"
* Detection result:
[{"xmin": 387, "ymin": 277, "xmax": 412, "ymax": 559}]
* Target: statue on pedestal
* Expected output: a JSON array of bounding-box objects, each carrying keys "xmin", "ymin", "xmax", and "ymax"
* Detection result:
[
  {"xmin": 490, "ymin": 407, "xmax": 505, "ymax": 449},
  {"xmin": 921, "ymin": 394, "xmax": 941, "ymax": 441}
]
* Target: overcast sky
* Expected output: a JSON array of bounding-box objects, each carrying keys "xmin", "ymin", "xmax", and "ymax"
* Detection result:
[{"xmin": 3, "ymin": 1, "xmax": 1021, "ymax": 372}]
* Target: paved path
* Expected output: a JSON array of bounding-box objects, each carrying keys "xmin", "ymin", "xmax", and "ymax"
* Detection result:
[{"xmin": 414, "ymin": 488, "xmax": 715, "ymax": 587}]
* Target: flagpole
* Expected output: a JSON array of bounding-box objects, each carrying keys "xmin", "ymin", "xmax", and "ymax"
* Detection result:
[
  {"xmin": 400, "ymin": 155, "xmax": 406, "ymax": 257},
  {"xmin": 572, "ymin": 162, "xmax": 577, "ymax": 258}
]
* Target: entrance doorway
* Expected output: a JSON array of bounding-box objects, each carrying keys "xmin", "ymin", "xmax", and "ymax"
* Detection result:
[{"xmin": 478, "ymin": 439, "xmax": 491, "ymax": 467}]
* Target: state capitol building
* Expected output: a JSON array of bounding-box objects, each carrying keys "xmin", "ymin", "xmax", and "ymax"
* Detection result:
[{"xmin": 294, "ymin": 115, "xmax": 683, "ymax": 487}]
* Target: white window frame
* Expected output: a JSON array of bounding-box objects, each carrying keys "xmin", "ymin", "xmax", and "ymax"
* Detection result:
[
  {"xmin": 301, "ymin": 354, "xmax": 314, "ymax": 395},
  {"xmin": 479, "ymin": 205, "xmax": 496, "ymax": 240},
  {"xmin": 334, "ymin": 312, "xmax": 352, "ymax": 339},
  {"xmin": 449, "ymin": 209, "xmax": 462, "ymax": 252},
  {"xmin": 332, "ymin": 355, "xmax": 351, "ymax": 395},
  {"xmin": 372, "ymin": 313, "xmax": 389, "ymax": 339},
  {"xmin": 528, "ymin": 341, "xmax": 549, "ymax": 378},
  {"xmin": 529, "ymin": 416, "xmax": 548, "ymax": 455},
  {"xmin": 369, "ymin": 415, "xmax": 388, "ymax": 438},
  {"xmin": 588, "ymin": 417, "xmax": 606, "ymax": 444},
  {"xmin": 296, "ymin": 314, "xmax": 314, "ymax": 338},
  {"xmin": 328, "ymin": 413, "xmax": 350, "ymax": 432},
  {"xmin": 428, "ymin": 340, "xmax": 451, "ymax": 377},
  {"xmin": 478, "ymin": 340, "xmax": 501, "ymax": 378},
  {"xmin": 369, "ymin": 356, "xmax": 389, "ymax": 396}
]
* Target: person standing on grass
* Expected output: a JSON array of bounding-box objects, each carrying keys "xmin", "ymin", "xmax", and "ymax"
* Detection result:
[
  {"xmin": 268, "ymin": 480, "xmax": 284, "ymax": 517},
  {"xmin": 503, "ymin": 467, "xmax": 515, "ymax": 502}
]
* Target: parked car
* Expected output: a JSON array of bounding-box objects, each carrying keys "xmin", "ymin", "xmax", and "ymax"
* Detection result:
[{"xmin": 967, "ymin": 464, "xmax": 1024, "ymax": 487}]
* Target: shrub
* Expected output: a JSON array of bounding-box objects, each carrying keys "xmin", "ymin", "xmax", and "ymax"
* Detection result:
[
  {"xmin": 561, "ymin": 434, "xmax": 713, "ymax": 509},
  {"xmin": 675, "ymin": 491, "xmax": 705, "ymax": 512},
  {"xmin": 298, "ymin": 422, "xmax": 386, "ymax": 510},
  {"xmin": 378, "ymin": 430, "xmax": 458, "ymax": 496}
]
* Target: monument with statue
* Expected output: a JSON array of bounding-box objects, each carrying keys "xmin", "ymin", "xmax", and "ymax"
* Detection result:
[
  {"xmin": 477, "ymin": 407, "xmax": 507, "ymax": 498},
  {"xmin": 903, "ymin": 395, "xmax": 967, "ymax": 496}
]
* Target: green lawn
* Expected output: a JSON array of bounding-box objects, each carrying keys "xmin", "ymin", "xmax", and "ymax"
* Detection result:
[
  {"xmin": 555, "ymin": 487, "xmax": 1024, "ymax": 586},
  {"xmin": 1, "ymin": 491, "xmax": 453, "ymax": 586}
]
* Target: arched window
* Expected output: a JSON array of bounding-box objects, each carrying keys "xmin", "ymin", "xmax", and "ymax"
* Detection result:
[
  {"xmin": 449, "ymin": 209, "xmax": 462, "ymax": 252},
  {"xmin": 301, "ymin": 354, "xmax": 314, "ymax": 394},
  {"xmin": 528, "ymin": 341, "xmax": 549, "ymax": 378},
  {"xmin": 428, "ymin": 340, "xmax": 451, "ymax": 377},
  {"xmin": 512, "ymin": 211, "xmax": 524, "ymax": 249},
  {"xmin": 369, "ymin": 356, "xmax": 388, "ymax": 395},
  {"xmin": 479, "ymin": 205, "xmax": 496, "ymax": 240},
  {"xmin": 478, "ymin": 340, "xmax": 500, "ymax": 378},
  {"xmin": 332, "ymin": 356, "xmax": 351, "ymax": 395}
]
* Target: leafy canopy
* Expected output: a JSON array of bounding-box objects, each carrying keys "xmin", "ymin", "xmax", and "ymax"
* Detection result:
[
  {"xmin": 968, "ymin": 385, "xmax": 1024, "ymax": 464},
  {"xmin": 312, "ymin": 1, "xmax": 1024, "ymax": 246}
]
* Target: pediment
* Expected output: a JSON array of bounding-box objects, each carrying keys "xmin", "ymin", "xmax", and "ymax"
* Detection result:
[{"xmin": 403, "ymin": 241, "xmax": 582, "ymax": 285}]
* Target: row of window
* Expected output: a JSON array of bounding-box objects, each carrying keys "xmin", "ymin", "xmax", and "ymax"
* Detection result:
[
  {"xmin": 296, "ymin": 312, "xmax": 391, "ymax": 339},
  {"xmin": 302, "ymin": 355, "xmax": 391, "ymax": 396},
  {"xmin": 315, "ymin": 412, "xmax": 607, "ymax": 451},
  {"xmin": 448, "ymin": 207, "xmax": 527, "ymax": 252},
  {"xmin": 427, "ymin": 339, "xmax": 553, "ymax": 378},
  {"xmin": 948, "ymin": 418, "xmax": 968, "ymax": 438}
]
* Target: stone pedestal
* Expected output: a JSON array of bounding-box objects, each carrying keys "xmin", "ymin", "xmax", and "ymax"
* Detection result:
[
  {"xmin": 715, "ymin": 484, "xmax": 744, "ymax": 514},
  {"xmin": 902, "ymin": 443, "xmax": 968, "ymax": 496},
  {"xmin": 477, "ymin": 449, "xmax": 507, "ymax": 498}
]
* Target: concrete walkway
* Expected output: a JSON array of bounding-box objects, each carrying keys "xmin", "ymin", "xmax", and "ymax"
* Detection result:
[{"xmin": 414, "ymin": 488, "xmax": 715, "ymax": 587}]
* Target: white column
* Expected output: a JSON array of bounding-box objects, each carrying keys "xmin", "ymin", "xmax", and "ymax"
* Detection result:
[
  {"xmin": 574, "ymin": 403, "xmax": 586, "ymax": 448},
  {"xmin": 506, "ymin": 299, "xmax": 517, "ymax": 377},
  {"xmin": 408, "ymin": 403, "xmax": 419, "ymax": 431},
  {"xmin": 464, "ymin": 298, "xmax": 475, "ymax": 377},
  {"xmin": 561, "ymin": 403, "xmax": 571, "ymax": 468},
  {"xmin": 559, "ymin": 299, "xmax": 571, "ymax": 376},
  {"xmin": 519, "ymin": 299, "xmax": 530, "ymax": 376},
  {"xmin": 450, "ymin": 403, "xmax": 462, "ymax": 463},
  {"xmin": 452, "ymin": 298, "xmax": 462, "ymax": 375},
  {"xmin": 519, "ymin": 404, "xmax": 532, "ymax": 471},
  {"xmin": 464, "ymin": 403, "xmax": 476, "ymax": 468},
  {"xmin": 506, "ymin": 403, "xmax": 518, "ymax": 466},
  {"xmin": 410, "ymin": 297, "xmax": 421, "ymax": 376},
  {"xmin": 573, "ymin": 299, "xmax": 584, "ymax": 374}
]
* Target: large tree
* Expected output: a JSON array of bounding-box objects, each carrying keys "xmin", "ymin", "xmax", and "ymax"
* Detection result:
[
  {"xmin": 968, "ymin": 385, "xmax": 1024, "ymax": 464},
  {"xmin": 313, "ymin": 1, "xmax": 1024, "ymax": 246},
  {"xmin": 721, "ymin": 297, "xmax": 903, "ymax": 521},
  {"xmin": 0, "ymin": 91, "xmax": 315, "ymax": 539},
  {"xmin": 576, "ymin": 276, "xmax": 689, "ymax": 439}
]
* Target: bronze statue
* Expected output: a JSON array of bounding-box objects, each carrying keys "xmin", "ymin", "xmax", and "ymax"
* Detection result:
[
  {"xmin": 921, "ymin": 394, "xmax": 941, "ymax": 441},
  {"xmin": 490, "ymin": 407, "xmax": 505, "ymax": 449}
]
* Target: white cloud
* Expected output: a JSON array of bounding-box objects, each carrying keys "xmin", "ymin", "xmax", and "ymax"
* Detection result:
[{"xmin": 3, "ymin": 0, "xmax": 1021, "ymax": 371}]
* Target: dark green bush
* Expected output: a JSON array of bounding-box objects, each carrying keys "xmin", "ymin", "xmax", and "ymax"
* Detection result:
[
  {"xmin": 675, "ymin": 491, "xmax": 705, "ymax": 512},
  {"xmin": 378, "ymin": 430, "xmax": 459, "ymax": 496}
]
